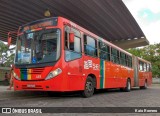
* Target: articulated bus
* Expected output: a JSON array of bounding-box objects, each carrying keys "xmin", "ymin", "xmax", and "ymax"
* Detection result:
[{"xmin": 8, "ymin": 17, "xmax": 152, "ymax": 97}]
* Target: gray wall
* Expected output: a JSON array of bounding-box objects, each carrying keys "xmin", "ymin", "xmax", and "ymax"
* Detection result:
[{"xmin": 152, "ymin": 78, "xmax": 160, "ymax": 84}]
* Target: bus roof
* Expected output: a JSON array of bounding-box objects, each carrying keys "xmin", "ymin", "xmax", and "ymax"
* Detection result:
[{"xmin": 138, "ymin": 57, "xmax": 151, "ymax": 64}]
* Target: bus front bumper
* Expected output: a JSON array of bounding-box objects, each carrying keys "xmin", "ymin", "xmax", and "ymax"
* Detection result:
[{"xmin": 14, "ymin": 79, "xmax": 62, "ymax": 91}]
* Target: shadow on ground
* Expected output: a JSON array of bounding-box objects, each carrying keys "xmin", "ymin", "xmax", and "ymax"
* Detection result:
[{"xmin": 0, "ymin": 86, "xmax": 146, "ymax": 99}]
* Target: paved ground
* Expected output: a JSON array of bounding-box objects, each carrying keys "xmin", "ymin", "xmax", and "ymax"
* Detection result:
[{"xmin": 0, "ymin": 84, "xmax": 160, "ymax": 116}]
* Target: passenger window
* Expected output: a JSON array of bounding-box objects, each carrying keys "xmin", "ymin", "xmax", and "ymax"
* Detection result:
[
  {"xmin": 139, "ymin": 61, "xmax": 144, "ymax": 71},
  {"xmin": 65, "ymin": 26, "xmax": 69, "ymax": 49},
  {"xmin": 125, "ymin": 55, "xmax": 129, "ymax": 67},
  {"xmin": 128, "ymin": 56, "xmax": 132, "ymax": 68},
  {"xmin": 74, "ymin": 37, "xmax": 81, "ymax": 53},
  {"xmin": 144, "ymin": 63, "xmax": 147, "ymax": 72},
  {"xmin": 99, "ymin": 41, "xmax": 110, "ymax": 61},
  {"xmin": 120, "ymin": 52, "xmax": 126, "ymax": 66},
  {"xmin": 111, "ymin": 48, "xmax": 119, "ymax": 64},
  {"xmin": 84, "ymin": 35, "xmax": 97, "ymax": 57},
  {"xmin": 146, "ymin": 64, "xmax": 149, "ymax": 72}
]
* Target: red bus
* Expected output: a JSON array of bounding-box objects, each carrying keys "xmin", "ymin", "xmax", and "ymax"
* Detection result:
[{"xmin": 8, "ymin": 17, "xmax": 152, "ymax": 97}]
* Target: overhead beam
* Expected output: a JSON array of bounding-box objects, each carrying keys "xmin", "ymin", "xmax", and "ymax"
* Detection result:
[{"xmin": 113, "ymin": 37, "xmax": 149, "ymax": 49}]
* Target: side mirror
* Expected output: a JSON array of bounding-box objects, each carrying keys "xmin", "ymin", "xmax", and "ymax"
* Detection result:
[
  {"xmin": 69, "ymin": 33, "xmax": 74, "ymax": 43},
  {"xmin": 7, "ymin": 31, "xmax": 17, "ymax": 47}
]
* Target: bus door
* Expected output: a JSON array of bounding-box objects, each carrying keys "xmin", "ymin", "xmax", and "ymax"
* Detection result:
[{"xmin": 64, "ymin": 26, "xmax": 84, "ymax": 90}]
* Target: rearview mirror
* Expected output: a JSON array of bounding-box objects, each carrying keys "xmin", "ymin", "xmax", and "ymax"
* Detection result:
[
  {"xmin": 7, "ymin": 31, "xmax": 17, "ymax": 47},
  {"xmin": 69, "ymin": 33, "xmax": 74, "ymax": 43}
]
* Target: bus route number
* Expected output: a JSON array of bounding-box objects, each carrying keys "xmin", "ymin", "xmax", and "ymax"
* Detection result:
[{"xmin": 84, "ymin": 60, "xmax": 99, "ymax": 70}]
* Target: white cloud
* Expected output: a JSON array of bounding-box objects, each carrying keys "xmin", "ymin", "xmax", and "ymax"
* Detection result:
[
  {"xmin": 142, "ymin": 12, "xmax": 148, "ymax": 18},
  {"xmin": 143, "ymin": 21, "xmax": 160, "ymax": 44},
  {"xmin": 123, "ymin": 0, "xmax": 160, "ymax": 14},
  {"xmin": 123, "ymin": 0, "xmax": 160, "ymax": 44}
]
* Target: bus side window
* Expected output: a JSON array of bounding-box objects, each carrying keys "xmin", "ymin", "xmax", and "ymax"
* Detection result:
[
  {"xmin": 120, "ymin": 52, "xmax": 126, "ymax": 66},
  {"xmin": 84, "ymin": 35, "xmax": 98, "ymax": 57},
  {"xmin": 125, "ymin": 55, "xmax": 129, "ymax": 67},
  {"xmin": 65, "ymin": 26, "xmax": 70, "ymax": 49},
  {"xmin": 147, "ymin": 63, "xmax": 149, "ymax": 72},
  {"xmin": 144, "ymin": 63, "xmax": 147, "ymax": 72},
  {"xmin": 99, "ymin": 41, "xmax": 110, "ymax": 61},
  {"xmin": 117, "ymin": 50, "xmax": 120, "ymax": 64},
  {"xmin": 65, "ymin": 26, "xmax": 82, "ymax": 61},
  {"xmin": 111, "ymin": 48, "xmax": 115, "ymax": 63},
  {"xmin": 73, "ymin": 37, "xmax": 81, "ymax": 52},
  {"xmin": 111, "ymin": 48, "xmax": 119, "ymax": 64},
  {"xmin": 142, "ymin": 62, "xmax": 144, "ymax": 71},
  {"xmin": 127, "ymin": 56, "xmax": 132, "ymax": 68},
  {"xmin": 139, "ymin": 61, "xmax": 144, "ymax": 71}
]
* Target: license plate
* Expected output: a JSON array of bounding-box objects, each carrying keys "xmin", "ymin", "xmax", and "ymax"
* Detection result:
[{"xmin": 27, "ymin": 84, "xmax": 35, "ymax": 88}]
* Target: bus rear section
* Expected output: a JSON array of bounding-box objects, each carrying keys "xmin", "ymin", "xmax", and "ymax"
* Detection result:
[{"xmin": 133, "ymin": 56, "xmax": 152, "ymax": 88}]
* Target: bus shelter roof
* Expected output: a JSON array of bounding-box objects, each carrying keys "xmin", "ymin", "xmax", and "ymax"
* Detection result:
[{"xmin": 0, "ymin": 0, "xmax": 149, "ymax": 49}]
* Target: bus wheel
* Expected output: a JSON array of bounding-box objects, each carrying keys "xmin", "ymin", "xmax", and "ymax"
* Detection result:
[
  {"xmin": 81, "ymin": 76, "xmax": 94, "ymax": 98},
  {"xmin": 47, "ymin": 91, "xmax": 55, "ymax": 97},
  {"xmin": 120, "ymin": 88, "xmax": 124, "ymax": 91},
  {"xmin": 140, "ymin": 80, "xmax": 147, "ymax": 89},
  {"xmin": 124, "ymin": 79, "xmax": 131, "ymax": 92},
  {"xmin": 47, "ymin": 92, "xmax": 59, "ymax": 97}
]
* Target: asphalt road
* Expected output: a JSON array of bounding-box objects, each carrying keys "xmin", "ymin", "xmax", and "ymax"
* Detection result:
[{"xmin": 0, "ymin": 84, "xmax": 160, "ymax": 116}]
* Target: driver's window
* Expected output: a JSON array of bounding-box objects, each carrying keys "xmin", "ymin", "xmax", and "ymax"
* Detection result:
[
  {"xmin": 42, "ymin": 32, "xmax": 57, "ymax": 55},
  {"xmin": 65, "ymin": 26, "xmax": 82, "ymax": 61}
]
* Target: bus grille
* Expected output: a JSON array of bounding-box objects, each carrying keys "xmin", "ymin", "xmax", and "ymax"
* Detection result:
[
  {"xmin": 20, "ymin": 68, "xmax": 44, "ymax": 74},
  {"xmin": 31, "ymin": 68, "xmax": 44, "ymax": 74}
]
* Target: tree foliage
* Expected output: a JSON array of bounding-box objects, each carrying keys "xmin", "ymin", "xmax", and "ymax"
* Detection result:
[
  {"xmin": 0, "ymin": 41, "xmax": 14, "ymax": 67},
  {"xmin": 127, "ymin": 43, "xmax": 160, "ymax": 77}
]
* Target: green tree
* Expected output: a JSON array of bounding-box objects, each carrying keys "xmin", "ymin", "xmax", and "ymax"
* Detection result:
[
  {"xmin": 0, "ymin": 41, "xmax": 14, "ymax": 67},
  {"xmin": 127, "ymin": 43, "xmax": 160, "ymax": 77}
]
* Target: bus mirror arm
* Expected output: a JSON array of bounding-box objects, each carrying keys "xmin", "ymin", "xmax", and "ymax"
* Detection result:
[
  {"xmin": 69, "ymin": 32, "xmax": 74, "ymax": 43},
  {"xmin": 8, "ymin": 36, "xmax": 12, "ymax": 47},
  {"xmin": 7, "ymin": 31, "xmax": 17, "ymax": 47}
]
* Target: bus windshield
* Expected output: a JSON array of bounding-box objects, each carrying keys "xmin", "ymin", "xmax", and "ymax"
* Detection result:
[{"xmin": 15, "ymin": 29, "xmax": 60, "ymax": 65}]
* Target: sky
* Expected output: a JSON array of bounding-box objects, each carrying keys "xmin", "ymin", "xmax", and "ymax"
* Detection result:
[{"xmin": 123, "ymin": 0, "xmax": 160, "ymax": 44}]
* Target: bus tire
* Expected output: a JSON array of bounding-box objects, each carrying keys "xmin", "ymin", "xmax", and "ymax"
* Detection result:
[
  {"xmin": 140, "ymin": 80, "xmax": 147, "ymax": 89},
  {"xmin": 81, "ymin": 76, "xmax": 94, "ymax": 98},
  {"xmin": 47, "ymin": 91, "xmax": 55, "ymax": 97},
  {"xmin": 47, "ymin": 92, "xmax": 59, "ymax": 97},
  {"xmin": 120, "ymin": 88, "xmax": 124, "ymax": 91},
  {"xmin": 124, "ymin": 79, "xmax": 131, "ymax": 92}
]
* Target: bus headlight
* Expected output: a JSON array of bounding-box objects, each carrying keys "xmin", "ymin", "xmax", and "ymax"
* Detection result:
[
  {"xmin": 45, "ymin": 68, "xmax": 62, "ymax": 80},
  {"xmin": 13, "ymin": 72, "xmax": 20, "ymax": 80}
]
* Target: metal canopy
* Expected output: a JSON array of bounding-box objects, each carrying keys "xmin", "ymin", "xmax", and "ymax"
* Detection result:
[{"xmin": 0, "ymin": 0, "xmax": 149, "ymax": 48}]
